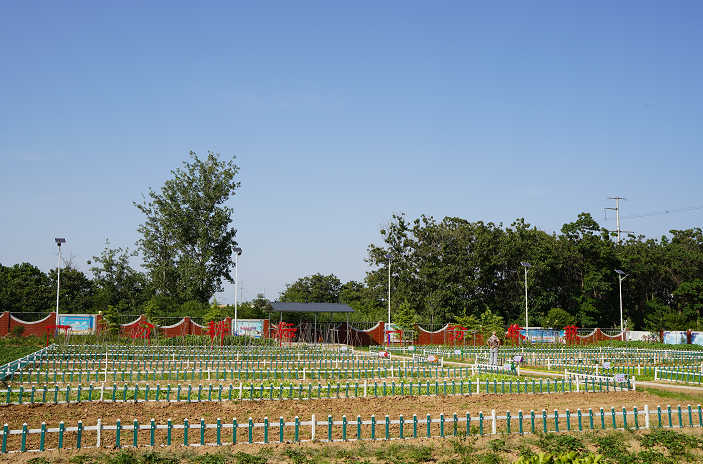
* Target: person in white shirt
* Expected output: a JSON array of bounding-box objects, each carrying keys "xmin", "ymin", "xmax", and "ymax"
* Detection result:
[{"xmin": 487, "ymin": 331, "xmax": 501, "ymax": 365}]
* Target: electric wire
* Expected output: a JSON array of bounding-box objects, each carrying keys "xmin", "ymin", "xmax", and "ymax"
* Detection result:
[{"xmin": 600, "ymin": 204, "xmax": 703, "ymax": 221}]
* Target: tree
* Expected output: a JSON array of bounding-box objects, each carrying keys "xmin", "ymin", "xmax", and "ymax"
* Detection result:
[
  {"xmin": 135, "ymin": 151, "xmax": 240, "ymax": 304},
  {"xmin": 279, "ymin": 273, "xmax": 342, "ymax": 303},
  {"xmin": 541, "ymin": 307, "xmax": 576, "ymax": 329},
  {"xmin": 0, "ymin": 263, "xmax": 53, "ymax": 313},
  {"xmin": 90, "ymin": 240, "xmax": 148, "ymax": 313},
  {"xmin": 47, "ymin": 266, "xmax": 96, "ymax": 314}
]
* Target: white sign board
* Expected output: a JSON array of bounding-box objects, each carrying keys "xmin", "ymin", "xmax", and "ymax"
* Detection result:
[
  {"xmin": 614, "ymin": 373, "xmax": 627, "ymax": 383},
  {"xmin": 602, "ymin": 362, "xmax": 611, "ymax": 369},
  {"xmin": 378, "ymin": 351, "xmax": 389, "ymax": 358}
]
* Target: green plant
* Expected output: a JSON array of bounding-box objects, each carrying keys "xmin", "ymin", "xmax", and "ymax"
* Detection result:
[
  {"xmin": 515, "ymin": 451, "xmax": 602, "ymax": 464},
  {"xmin": 195, "ymin": 452, "xmax": 231, "ymax": 464},
  {"xmin": 28, "ymin": 458, "xmax": 52, "ymax": 464},
  {"xmin": 589, "ymin": 431, "xmax": 629, "ymax": 461},
  {"xmin": 11, "ymin": 325, "xmax": 25, "ymax": 337},
  {"xmin": 233, "ymin": 452, "xmax": 266, "ymax": 464},
  {"xmin": 535, "ymin": 433, "xmax": 585, "ymax": 454},
  {"xmin": 489, "ymin": 438, "xmax": 507, "ymax": 453},
  {"xmin": 518, "ymin": 445, "xmax": 537, "ymax": 460},
  {"xmin": 69, "ymin": 456, "xmax": 101, "ymax": 464},
  {"xmin": 476, "ymin": 451, "xmax": 503, "ymax": 464},
  {"xmin": 638, "ymin": 428, "xmax": 700, "ymax": 457},
  {"xmin": 284, "ymin": 449, "xmax": 311, "ymax": 464},
  {"xmin": 410, "ymin": 445, "xmax": 434, "ymax": 463},
  {"xmin": 106, "ymin": 450, "xmax": 140, "ymax": 464}
]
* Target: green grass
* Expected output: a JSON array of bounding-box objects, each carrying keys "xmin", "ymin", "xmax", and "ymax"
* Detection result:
[
  {"xmin": 640, "ymin": 386, "xmax": 703, "ymax": 404},
  {"xmin": 0, "ymin": 336, "xmax": 44, "ymax": 367}
]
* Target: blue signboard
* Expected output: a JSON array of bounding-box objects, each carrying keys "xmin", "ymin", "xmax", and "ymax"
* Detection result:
[
  {"xmin": 58, "ymin": 315, "xmax": 94, "ymax": 334},
  {"xmin": 663, "ymin": 331, "xmax": 687, "ymax": 345},
  {"xmin": 234, "ymin": 320, "xmax": 263, "ymax": 337}
]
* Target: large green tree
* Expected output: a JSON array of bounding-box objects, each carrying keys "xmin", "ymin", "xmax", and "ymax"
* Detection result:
[
  {"xmin": 0, "ymin": 263, "xmax": 53, "ymax": 313},
  {"xmin": 279, "ymin": 273, "xmax": 342, "ymax": 303},
  {"xmin": 135, "ymin": 151, "xmax": 240, "ymax": 304},
  {"xmin": 90, "ymin": 240, "xmax": 148, "ymax": 313}
]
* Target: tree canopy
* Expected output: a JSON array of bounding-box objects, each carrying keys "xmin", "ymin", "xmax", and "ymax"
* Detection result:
[{"xmin": 134, "ymin": 151, "xmax": 240, "ymax": 304}]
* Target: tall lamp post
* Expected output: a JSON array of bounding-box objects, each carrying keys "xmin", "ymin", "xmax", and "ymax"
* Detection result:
[
  {"xmin": 615, "ymin": 269, "xmax": 627, "ymax": 341},
  {"xmin": 54, "ymin": 238, "xmax": 66, "ymax": 326},
  {"xmin": 521, "ymin": 262, "xmax": 531, "ymax": 343},
  {"xmin": 233, "ymin": 247, "xmax": 242, "ymax": 336},
  {"xmin": 385, "ymin": 254, "xmax": 394, "ymax": 327}
]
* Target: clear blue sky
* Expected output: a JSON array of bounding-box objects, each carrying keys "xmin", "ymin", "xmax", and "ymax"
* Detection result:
[{"xmin": 2, "ymin": 1, "xmax": 702, "ymax": 305}]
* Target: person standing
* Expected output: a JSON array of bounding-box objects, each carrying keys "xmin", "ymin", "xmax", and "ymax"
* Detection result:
[{"xmin": 487, "ymin": 331, "xmax": 501, "ymax": 365}]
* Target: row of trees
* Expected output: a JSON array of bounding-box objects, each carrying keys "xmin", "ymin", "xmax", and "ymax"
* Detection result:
[
  {"xmin": 1, "ymin": 151, "xmax": 251, "ymax": 322},
  {"xmin": 2, "ymin": 149, "xmax": 701, "ymax": 332},
  {"xmin": 278, "ymin": 214, "xmax": 703, "ymax": 331},
  {"xmin": 0, "ymin": 255, "xmax": 270, "ymax": 322}
]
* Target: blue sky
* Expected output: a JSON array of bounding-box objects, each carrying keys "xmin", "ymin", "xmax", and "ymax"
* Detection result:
[{"xmin": 2, "ymin": 1, "xmax": 702, "ymax": 305}]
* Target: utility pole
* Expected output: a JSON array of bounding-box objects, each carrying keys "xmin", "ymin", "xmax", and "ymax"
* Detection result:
[{"xmin": 605, "ymin": 197, "xmax": 634, "ymax": 244}]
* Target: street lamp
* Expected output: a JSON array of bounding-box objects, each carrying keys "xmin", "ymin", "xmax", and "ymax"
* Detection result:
[
  {"xmin": 54, "ymin": 238, "xmax": 66, "ymax": 326},
  {"xmin": 615, "ymin": 269, "xmax": 627, "ymax": 341},
  {"xmin": 521, "ymin": 262, "xmax": 531, "ymax": 343},
  {"xmin": 385, "ymin": 254, "xmax": 394, "ymax": 327},
  {"xmin": 233, "ymin": 247, "xmax": 242, "ymax": 336}
]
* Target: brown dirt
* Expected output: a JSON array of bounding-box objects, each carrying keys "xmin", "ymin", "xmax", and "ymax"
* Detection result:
[
  {"xmin": 1, "ymin": 389, "xmax": 703, "ymax": 463},
  {"xmin": 0, "ymin": 390, "xmax": 663, "ymax": 430}
]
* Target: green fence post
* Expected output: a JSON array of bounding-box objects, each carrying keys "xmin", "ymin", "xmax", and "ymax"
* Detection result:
[
  {"xmin": 167, "ymin": 419, "xmax": 172, "ymax": 445},
  {"xmin": 39, "ymin": 422, "xmax": 46, "ymax": 451},
  {"xmin": 1, "ymin": 423, "xmax": 7, "ymax": 454},
  {"xmin": 233, "ymin": 418, "xmax": 238, "ymax": 444},
  {"xmin": 200, "ymin": 418, "xmax": 206, "ymax": 445},
  {"xmin": 133, "ymin": 419, "xmax": 139, "ymax": 447},
  {"xmin": 263, "ymin": 417, "xmax": 268, "ymax": 444},
  {"xmin": 184, "ymin": 418, "xmax": 189, "ymax": 446},
  {"xmin": 115, "ymin": 419, "xmax": 121, "ymax": 448},
  {"xmin": 21, "ymin": 422, "xmax": 27, "ymax": 452},
  {"xmin": 427, "ymin": 414, "xmax": 431, "ymax": 438},
  {"xmin": 600, "ymin": 408, "xmax": 605, "ymax": 429},
  {"xmin": 479, "ymin": 412, "xmax": 484, "ymax": 436},
  {"xmin": 357, "ymin": 415, "xmax": 362, "ymax": 440},
  {"xmin": 248, "ymin": 417, "xmax": 253, "ymax": 444},
  {"xmin": 294, "ymin": 416, "xmax": 299, "ymax": 443},
  {"xmin": 371, "ymin": 415, "xmax": 376, "ymax": 440},
  {"xmin": 657, "ymin": 406, "xmax": 662, "ymax": 427}
]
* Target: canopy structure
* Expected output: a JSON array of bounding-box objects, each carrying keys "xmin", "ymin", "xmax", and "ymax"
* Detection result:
[
  {"xmin": 264, "ymin": 302, "xmax": 355, "ymax": 314},
  {"xmin": 264, "ymin": 302, "xmax": 355, "ymax": 345}
]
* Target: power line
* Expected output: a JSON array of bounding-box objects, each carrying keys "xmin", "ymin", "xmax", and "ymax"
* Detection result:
[{"xmin": 600, "ymin": 203, "xmax": 703, "ymax": 221}]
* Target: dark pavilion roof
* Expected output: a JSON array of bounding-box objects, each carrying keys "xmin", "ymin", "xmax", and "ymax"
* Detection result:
[{"xmin": 264, "ymin": 302, "xmax": 355, "ymax": 314}]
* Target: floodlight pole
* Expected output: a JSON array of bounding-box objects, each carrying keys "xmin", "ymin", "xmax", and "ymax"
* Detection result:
[
  {"xmin": 233, "ymin": 247, "xmax": 242, "ymax": 336},
  {"xmin": 54, "ymin": 238, "xmax": 66, "ymax": 325},
  {"xmin": 521, "ymin": 262, "xmax": 531, "ymax": 343},
  {"xmin": 385, "ymin": 254, "xmax": 394, "ymax": 327},
  {"xmin": 616, "ymin": 270, "xmax": 627, "ymax": 341}
]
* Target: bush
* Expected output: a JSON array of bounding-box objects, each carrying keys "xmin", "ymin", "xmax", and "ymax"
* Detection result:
[{"xmin": 11, "ymin": 325, "xmax": 25, "ymax": 337}]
